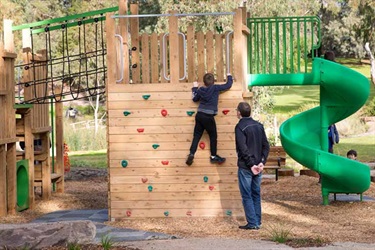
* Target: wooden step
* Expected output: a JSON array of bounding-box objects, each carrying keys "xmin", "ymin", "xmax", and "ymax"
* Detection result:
[{"xmin": 278, "ymin": 168, "xmax": 294, "ymax": 177}]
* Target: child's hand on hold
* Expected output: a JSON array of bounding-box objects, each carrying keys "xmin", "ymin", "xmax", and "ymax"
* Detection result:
[{"xmin": 193, "ymin": 81, "xmax": 199, "ymax": 87}]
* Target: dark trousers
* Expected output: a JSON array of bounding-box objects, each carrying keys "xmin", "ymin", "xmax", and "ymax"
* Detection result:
[{"xmin": 189, "ymin": 112, "xmax": 217, "ymax": 156}]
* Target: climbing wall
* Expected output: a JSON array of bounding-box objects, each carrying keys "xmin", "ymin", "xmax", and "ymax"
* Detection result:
[
  {"xmin": 106, "ymin": 6, "xmax": 250, "ymax": 220},
  {"xmin": 107, "ymin": 82, "xmax": 245, "ymax": 219}
]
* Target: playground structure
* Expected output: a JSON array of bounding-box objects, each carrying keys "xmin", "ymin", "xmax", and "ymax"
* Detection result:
[
  {"xmin": 0, "ymin": 27, "xmax": 65, "ymax": 216},
  {"xmin": 0, "ymin": 0, "xmax": 371, "ymax": 219},
  {"xmin": 105, "ymin": 4, "xmax": 250, "ymax": 220}
]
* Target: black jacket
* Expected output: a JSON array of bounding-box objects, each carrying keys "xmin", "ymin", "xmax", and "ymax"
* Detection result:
[{"xmin": 235, "ymin": 117, "xmax": 270, "ymax": 170}]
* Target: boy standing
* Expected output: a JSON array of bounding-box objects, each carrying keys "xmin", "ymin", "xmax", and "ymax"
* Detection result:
[{"xmin": 186, "ymin": 73, "xmax": 233, "ymax": 166}]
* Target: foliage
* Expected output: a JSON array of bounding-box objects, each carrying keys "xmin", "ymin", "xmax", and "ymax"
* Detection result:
[
  {"xmin": 67, "ymin": 242, "xmax": 81, "ymax": 250},
  {"xmin": 100, "ymin": 234, "xmax": 114, "ymax": 250},
  {"xmin": 363, "ymin": 96, "xmax": 375, "ymax": 116},
  {"xmin": 64, "ymin": 120, "xmax": 106, "ymax": 151},
  {"xmin": 264, "ymin": 222, "xmax": 293, "ymax": 243}
]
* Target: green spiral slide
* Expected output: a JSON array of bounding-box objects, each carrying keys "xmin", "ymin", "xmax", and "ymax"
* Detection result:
[{"xmin": 249, "ymin": 57, "xmax": 371, "ymax": 205}]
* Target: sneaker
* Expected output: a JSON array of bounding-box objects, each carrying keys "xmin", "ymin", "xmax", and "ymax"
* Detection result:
[
  {"xmin": 239, "ymin": 225, "xmax": 260, "ymax": 230},
  {"xmin": 210, "ymin": 155, "xmax": 226, "ymax": 164},
  {"xmin": 186, "ymin": 154, "xmax": 194, "ymax": 166}
]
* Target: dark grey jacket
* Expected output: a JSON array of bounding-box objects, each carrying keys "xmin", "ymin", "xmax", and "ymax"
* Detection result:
[
  {"xmin": 235, "ymin": 117, "xmax": 270, "ymax": 170},
  {"xmin": 191, "ymin": 75, "xmax": 233, "ymax": 115}
]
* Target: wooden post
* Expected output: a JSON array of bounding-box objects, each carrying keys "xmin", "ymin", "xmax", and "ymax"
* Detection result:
[
  {"xmin": 130, "ymin": 4, "xmax": 140, "ymax": 83},
  {"xmin": 3, "ymin": 19, "xmax": 14, "ymax": 52},
  {"xmin": 168, "ymin": 11, "xmax": 179, "ymax": 83},
  {"xmin": 24, "ymin": 107, "xmax": 35, "ymax": 208},
  {"xmin": 41, "ymin": 132, "xmax": 51, "ymax": 200},
  {"xmin": 233, "ymin": 7, "xmax": 248, "ymax": 91},
  {"xmin": 118, "ymin": 0, "xmax": 129, "ymax": 83},
  {"xmin": 6, "ymin": 143, "xmax": 16, "ymax": 214},
  {"xmin": 55, "ymin": 101, "xmax": 64, "ymax": 193},
  {"xmin": 0, "ymin": 145, "xmax": 6, "ymax": 216}
]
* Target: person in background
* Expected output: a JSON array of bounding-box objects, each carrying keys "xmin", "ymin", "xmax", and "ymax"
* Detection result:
[
  {"xmin": 328, "ymin": 124, "xmax": 339, "ymax": 153},
  {"xmin": 347, "ymin": 149, "xmax": 357, "ymax": 160},
  {"xmin": 235, "ymin": 102, "xmax": 270, "ymax": 230}
]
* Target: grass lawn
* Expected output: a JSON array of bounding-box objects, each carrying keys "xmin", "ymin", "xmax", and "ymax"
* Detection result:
[
  {"xmin": 69, "ymin": 150, "xmax": 107, "ymax": 168},
  {"xmin": 335, "ymin": 135, "xmax": 375, "ymax": 162}
]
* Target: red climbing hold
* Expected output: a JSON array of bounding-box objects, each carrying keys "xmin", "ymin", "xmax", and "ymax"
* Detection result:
[
  {"xmin": 186, "ymin": 211, "xmax": 192, "ymax": 216},
  {"xmin": 209, "ymin": 185, "xmax": 214, "ymax": 191},
  {"xmin": 161, "ymin": 109, "xmax": 168, "ymax": 117},
  {"xmin": 137, "ymin": 128, "xmax": 144, "ymax": 133},
  {"xmin": 161, "ymin": 160, "xmax": 169, "ymax": 165},
  {"xmin": 199, "ymin": 142, "xmax": 205, "ymax": 150},
  {"xmin": 141, "ymin": 178, "xmax": 148, "ymax": 183},
  {"xmin": 126, "ymin": 210, "xmax": 132, "ymax": 217},
  {"xmin": 222, "ymin": 109, "xmax": 230, "ymax": 115}
]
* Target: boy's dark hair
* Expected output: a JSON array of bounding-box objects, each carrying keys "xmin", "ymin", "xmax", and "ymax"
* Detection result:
[
  {"xmin": 324, "ymin": 51, "xmax": 335, "ymax": 62},
  {"xmin": 237, "ymin": 102, "xmax": 251, "ymax": 117},
  {"xmin": 203, "ymin": 73, "xmax": 215, "ymax": 87},
  {"xmin": 347, "ymin": 149, "xmax": 357, "ymax": 157}
]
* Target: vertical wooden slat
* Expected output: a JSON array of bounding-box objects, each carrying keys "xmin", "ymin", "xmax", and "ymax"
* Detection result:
[
  {"xmin": 130, "ymin": 4, "xmax": 140, "ymax": 83},
  {"xmin": 215, "ymin": 34, "xmax": 224, "ymax": 82},
  {"xmin": 119, "ymin": 0, "xmax": 130, "ymax": 83},
  {"xmin": 6, "ymin": 143, "xmax": 16, "ymax": 215},
  {"xmin": 169, "ymin": 11, "xmax": 179, "ymax": 84},
  {"xmin": 41, "ymin": 132, "xmax": 51, "ymax": 200},
  {"xmin": 0, "ymin": 145, "xmax": 6, "ymax": 216},
  {"xmin": 206, "ymin": 31, "xmax": 214, "ymax": 74},
  {"xmin": 106, "ymin": 13, "xmax": 117, "ymax": 86},
  {"xmin": 24, "ymin": 108, "xmax": 35, "ymax": 209},
  {"xmin": 141, "ymin": 34, "xmax": 150, "ymax": 83},
  {"xmin": 187, "ymin": 26, "xmax": 195, "ymax": 82},
  {"xmin": 196, "ymin": 32, "xmax": 205, "ymax": 82},
  {"xmin": 55, "ymin": 101, "xmax": 64, "ymax": 193},
  {"xmin": 150, "ymin": 33, "xmax": 159, "ymax": 83}
]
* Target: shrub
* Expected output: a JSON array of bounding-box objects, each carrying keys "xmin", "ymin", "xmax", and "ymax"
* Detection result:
[{"xmin": 363, "ymin": 96, "xmax": 375, "ymax": 116}]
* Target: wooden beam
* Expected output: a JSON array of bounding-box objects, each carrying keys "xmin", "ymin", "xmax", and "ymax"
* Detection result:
[
  {"xmin": 168, "ymin": 11, "xmax": 179, "ymax": 83},
  {"xmin": 55, "ymin": 101, "xmax": 64, "ymax": 193}
]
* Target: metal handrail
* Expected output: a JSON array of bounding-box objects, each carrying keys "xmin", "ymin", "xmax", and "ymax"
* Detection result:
[
  {"xmin": 162, "ymin": 32, "xmax": 187, "ymax": 81},
  {"xmin": 226, "ymin": 31, "xmax": 234, "ymax": 74},
  {"xmin": 114, "ymin": 34, "xmax": 124, "ymax": 83}
]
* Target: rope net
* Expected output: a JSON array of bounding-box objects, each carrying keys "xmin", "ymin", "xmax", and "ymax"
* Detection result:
[{"xmin": 15, "ymin": 16, "xmax": 107, "ymax": 104}]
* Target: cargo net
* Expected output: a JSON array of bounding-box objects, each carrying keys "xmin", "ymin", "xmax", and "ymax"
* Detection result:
[{"xmin": 15, "ymin": 16, "xmax": 106, "ymax": 104}]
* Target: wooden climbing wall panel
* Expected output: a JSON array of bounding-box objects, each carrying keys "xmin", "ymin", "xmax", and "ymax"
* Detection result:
[{"xmin": 107, "ymin": 82, "xmax": 245, "ymax": 219}]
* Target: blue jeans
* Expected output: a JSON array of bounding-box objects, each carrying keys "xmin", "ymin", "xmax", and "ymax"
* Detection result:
[{"xmin": 238, "ymin": 167, "xmax": 262, "ymax": 227}]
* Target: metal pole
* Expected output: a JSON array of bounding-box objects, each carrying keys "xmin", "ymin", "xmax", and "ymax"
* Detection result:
[{"xmin": 112, "ymin": 12, "xmax": 235, "ymax": 19}]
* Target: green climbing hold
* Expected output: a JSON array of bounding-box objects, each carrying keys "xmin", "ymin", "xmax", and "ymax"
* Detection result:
[
  {"xmin": 164, "ymin": 211, "xmax": 169, "ymax": 216},
  {"xmin": 186, "ymin": 111, "xmax": 195, "ymax": 116},
  {"xmin": 148, "ymin": 185, "xmax": 153, "ymax": 192},
  {"xmin": 203, "ymin": 176, "xmax": 208, "ymax": 182},
  {"xmin": 152, "ymin": 144, "xmax": 160, "ymax": 149},
  {"xmin": 121, "ymin": 160, "xmax": 128, "ymax": 168},
  {"xmin": 226, "ymin": 210, "xmax": 232, "ymax": 216},
  {"xmin": 142, "ymin": 94, "xmax": 151, "ymax": 100},
  {"xmin": 123, "ymin": 111, "xmax": 131, "ymax": 116}
]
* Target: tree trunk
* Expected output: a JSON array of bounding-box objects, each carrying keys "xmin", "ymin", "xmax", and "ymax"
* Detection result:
[{"xmin": 364, "ymin": 42, "xmax": 375, "ymax": 85}]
